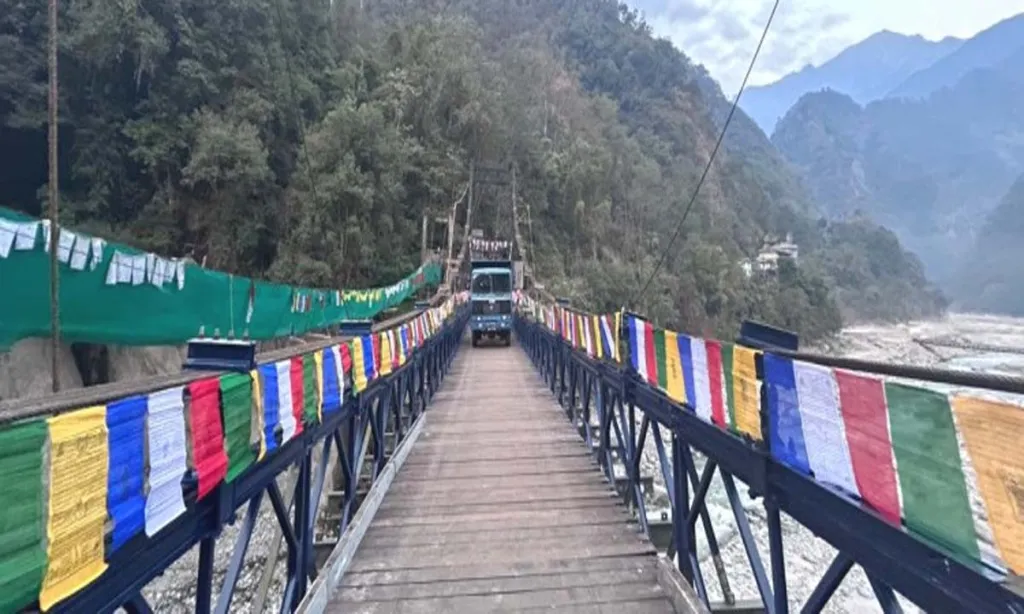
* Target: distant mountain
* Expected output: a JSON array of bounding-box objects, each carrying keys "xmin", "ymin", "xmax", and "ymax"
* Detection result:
[
  {"xmin": 887, "ymin": 13, "xmax": 1024, "ymax": 100},
  {"xmin": 741, "ymin": 31, "xmax": 962, "ymax": 134},
  {"xmin": 772, "ymin": 46, "xmax": 1024, "ymax": 291},
  {"xmin": 954, "ymin": 175, "xmax": 1024, "ymax": 315}
]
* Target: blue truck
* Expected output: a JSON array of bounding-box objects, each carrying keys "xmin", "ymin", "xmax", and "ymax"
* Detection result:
[{"xmin": 469, "ymin": 242, "xmax": 514, "ymax": 346}]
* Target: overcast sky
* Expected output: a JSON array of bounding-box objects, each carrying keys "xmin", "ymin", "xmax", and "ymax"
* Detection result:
[{"xmin": 627, "ymin": 0, "xmax": 1024, "ymax": 94}]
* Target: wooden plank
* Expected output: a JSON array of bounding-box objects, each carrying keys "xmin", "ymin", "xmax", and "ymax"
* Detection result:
[
  {"xmin": 359, "ymin": 522, "xmax": 648, "ymax": 550},
  {"xmin": 366, "ymin": 506, "xmax": 633, "ymax": 529},
  {"xmin": 347, "ymin": 539, "xmax": 656, "ymax": 572},
  {"xmin": 377, "ymin": 482, "xmax": 616, "ymax": 508},
  {"xmin": 372, "ymin": 496, "xmax": 624, "ymax": 521},
  {"xmin": 361, "ymin": 511, "xmax": 632, "ymax": 539},
  {"xmin": 521, "ymin": 600, "xmax": 677, "ymax": 614},
  {"xmin": 317, "ymin": 337, "xmax": 687, "ymax": 614},
  {"xmin": 400, "ymin": 447, "xmax": 590, "ymax": 465},
  {"xmin": 393, "ymin": 458, "xmax": 599, "ymax": 480},
  {"xmin": 327, "ymin": 582, "xmax": 670, "ymax": 613},
  {"xmin": 337, "ymin": 566, "xmax": 660, "ymax": 601},
  {"xmin": 341, "ymin": 556, "xmax": 659, "ymax": 587},
  {"xmin": 384, "ymin": 470, "xmax": 603, "ymax": 492}
]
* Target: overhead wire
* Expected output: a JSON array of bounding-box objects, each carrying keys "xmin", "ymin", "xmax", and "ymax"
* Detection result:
[{"xmin": 629, "ymin": 0, "xmax": 781, "ymax": 307}]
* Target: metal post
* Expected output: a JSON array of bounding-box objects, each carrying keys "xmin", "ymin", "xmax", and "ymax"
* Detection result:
[
  {"xmin": 47, "ymin": 0, "xmax": 60, "ymax": 393},
  {"xmin": 216, "ymin": 493, "xmax": 264, "ymax": 614},
  {"xmin": 292, "ymin": 450, "xmax": 313, "ymax": 607},
  {"xmin": 196, "ymin": 537, "xmax": 216, "ymax": 614},
  {"xmin": 767, "ymin": 499, "xmax": 789, "ymax": 614},
  {"xmin": 671, "ymin": 431, "xmax": 691, "ymax": 582}
]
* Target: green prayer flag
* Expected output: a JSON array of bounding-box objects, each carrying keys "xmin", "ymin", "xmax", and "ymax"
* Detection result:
[
  {"xmin": 0, "ymin": 419, "xmax": 48, "ymax": 613},
  {"xmin": 220, "ymin": 373, "xmax": 255, "ymax": 482},
  {"xmin": 885, "ymin": 382, "xmax": 980, "ymax": 563}
]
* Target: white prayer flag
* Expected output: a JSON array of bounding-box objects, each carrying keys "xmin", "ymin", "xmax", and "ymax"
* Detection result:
[
  {"xmin": 275, "ymin": 360, "xmax": 297, "ymax": 443},
  {"xmin": 0, "ymin": 219, "xmax": 15, "ymax": 258},
  {"xmin": 131, "ymin": 255, "xmax": 146, "ymax": 285},
  {"xmin": 89, "ymin": 238, "xmax": 105, "ymax": 270},
  {"xmin": 69, "ymin": 235, "xmax": 89, "ymax": 270},
  {"xmin": 144, "ymin": 387, "xmax": 188, "ymax": 536},
  {"xmin": 14, "ymin": 221, "xmax": 37, "ymax": 250},
  {"xmin": 57, "ymin": 229, "xmax": 75, "ymax": 264}
]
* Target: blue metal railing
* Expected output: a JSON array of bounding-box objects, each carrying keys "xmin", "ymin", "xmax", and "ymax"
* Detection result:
[
  {"xmin": 52, "ymin": 307, "xmax": 469, "ymax": 614},
  {"xmin": 515, "ymin": 314, "xmax": 1024, "ymax": 614}
]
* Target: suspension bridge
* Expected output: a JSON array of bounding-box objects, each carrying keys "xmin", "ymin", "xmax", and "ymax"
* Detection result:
[{"xmin": 2, "ymin": 198, "xmax": 1024, "ymax": 614}]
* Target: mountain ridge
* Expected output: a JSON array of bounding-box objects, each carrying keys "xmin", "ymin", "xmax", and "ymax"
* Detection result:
[
  {"xmin": 741, "ymin": 30, "xmax": 962, "ymax": 134},
  {"xmin": 771, "ymin": 48, "xmax": 1024, "ymax": 293},
  {"xmin": 887, "ymin": 13, "xmax": 1024, "ymax": 99}
]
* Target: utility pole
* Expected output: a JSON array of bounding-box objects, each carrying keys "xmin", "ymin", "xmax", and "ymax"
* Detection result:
[
  {"xmin": 47, "ymin": 0, "xmax": 61, "ymax": 393},
  {"xmin": 420, "ymin": 213, "xmax": 428, "ymax": 264}
]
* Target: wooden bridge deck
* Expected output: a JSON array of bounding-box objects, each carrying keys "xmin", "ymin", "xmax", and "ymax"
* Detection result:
[{"xmin": 325, "ymin": 336, "xmax": 698, "ymax": 613}]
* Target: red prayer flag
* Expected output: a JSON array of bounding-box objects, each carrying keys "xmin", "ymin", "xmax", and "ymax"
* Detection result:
[
  {"xmin": 705, "ymin": 340, "xmax": 727, "ymax": 428},
  {"xmin": 290, "ymin": 357, "xmax": 305, "ymax": 435},
  {"xmin": 188, "ymin": 378, "xmax": 228, "ymax": 500},
  {"xmin": 340, "ymin": 343, "xmax": 352, "ymax": 373},
  {"xmin": 643, "ymin": 320, "xmax": 658, "ymax": 387},
  {"xmin": 835, "ymin": 370, "xmax": 901, "ymax": 525}
]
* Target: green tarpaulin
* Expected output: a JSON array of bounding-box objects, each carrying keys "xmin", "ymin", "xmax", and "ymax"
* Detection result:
[{"xmin": 0, "ymin": 207, "xmax": 441, "ymax": 349}]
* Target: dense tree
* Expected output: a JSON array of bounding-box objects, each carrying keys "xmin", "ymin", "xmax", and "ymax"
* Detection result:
[{"xmin": 0, "ymin": 0, "xmax": 943, "ymax": 341}]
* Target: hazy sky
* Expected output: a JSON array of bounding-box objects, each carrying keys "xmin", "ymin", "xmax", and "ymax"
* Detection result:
[{"xmin": 628, "ymin": 1, "xmax": 1024, "ymax": 93}]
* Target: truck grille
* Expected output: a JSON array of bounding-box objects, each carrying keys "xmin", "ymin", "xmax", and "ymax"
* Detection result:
[{"xmin": 472, "ymin": 300, "xmax": 512, "ymax": 315}]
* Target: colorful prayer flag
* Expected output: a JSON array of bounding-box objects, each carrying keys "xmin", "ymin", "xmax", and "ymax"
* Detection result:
[
  {"xmin": 0, "ymin": 419, "xmax": 47, "ymax": 614},
  {"xmin": 221, "ymin": 372, "xmax": 256, "ymax": 481},
  {"xmin": 144, "ymin": 387, "xmax": 187, "ymax": 537},
  {"xmin": 886, "ymin": 383, "xmax": 979, "ymax": 563},
  {"xmin": 187, "ymin": 378, "xmax": 228, "ymax": 500},
  {"xmin": 106, "ymin": 396, "xmax": 146, "ymax": 552},
  {"xmin": 951, "ymin": 395, "xmax": 1024, "ymax": 575},
  {"xmin": 41, "ymin": 407, "xmax": 109, "ymax": 611}
]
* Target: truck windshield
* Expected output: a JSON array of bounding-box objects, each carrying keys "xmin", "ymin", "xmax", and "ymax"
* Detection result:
[{"xmin": 471, "ymin": 273, "xmax": 511, "ymax": 294}]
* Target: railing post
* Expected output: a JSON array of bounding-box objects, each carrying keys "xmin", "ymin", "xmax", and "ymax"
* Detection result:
[{"xmin": 195, "ymin": 536, "xmax": 216, "ymax": 614}]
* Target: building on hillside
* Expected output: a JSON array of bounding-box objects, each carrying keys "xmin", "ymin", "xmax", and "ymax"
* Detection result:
[{"xmin": 740, "ymin": 233, "xmax": 799, "ymax": 277}]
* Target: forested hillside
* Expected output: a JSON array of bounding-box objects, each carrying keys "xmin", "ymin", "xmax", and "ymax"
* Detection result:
[
  {"xmin": 0, "ymin": 0, "xmax": 943, "ymax": 341},
  {"xmin": 954, "ymin": 175, "xmax": 1024, "ymax": 315}
]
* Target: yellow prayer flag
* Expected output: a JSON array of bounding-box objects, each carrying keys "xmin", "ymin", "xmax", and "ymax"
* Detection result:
[
  {"xmin": 41, "ymin": 406, "xmax": 109, "ymax": 611},
  {"xmin": 614, "ymin": 311, "xmax": 623, "ymax": 363},
  {"xmin": 250, "ymin": 369, "xmax": 266, "ymax": 461},
  {"xmin": 592, "ymin": 316, "xmax": 603, "ymax": 359},
  {"xmin": 352, "ymin": 339, "xmax": 368, "ymax": 392},
  {"xmin": 951, "ymin": 396, "xmax": 1024, "ymax": 575},
  {"xmin": 378, "ymin": 333, "xmax": 393, "ymax": 376},
  {"xmin": 664, "ymin": 330, "xmax": 686, "ymax": 404},
  {"xmin": 313, "ymin": 350, "xmax": 325, "ymax": 422},
  {"xmin": 731, "ymin": 346, "xmax": 763, "ymax": 441}
]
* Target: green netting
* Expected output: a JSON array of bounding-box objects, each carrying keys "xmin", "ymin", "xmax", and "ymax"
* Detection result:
[{"xmin": 0, "ymin": 207, "xmax": 441, "ymax": 349}]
